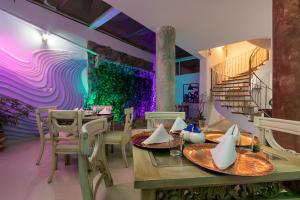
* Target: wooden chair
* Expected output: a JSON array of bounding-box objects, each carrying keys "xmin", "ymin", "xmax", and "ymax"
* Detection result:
[
  {"xmin": 175, "ymin": 104, "xmax": 189, "ymax": 119},
  {"xmin": 104, "ymin": 107, "xmax": 134, "ymax": 168},
  {"xmin": 91, "ymin": 105, "xmax": 114, "ymax": 130},
  {"xmin": 79, "ymin": 118, "xmax": 113, "ymax": 200},
  {"xmin": 35, "ymin": 106, "xmax": 57, "ymax": 165},
  {"xmin": 254, "ymin": 116, "xmax": 300, "ymax": 158},
  {"xmin": 145, "ymin": 112, "xmax": 186, "ymax": 129},
  {"xmin": 35, "ymin": 106, "xmax": 76, "ymax": 165},
  {"xmin": 47, "ymin": 110, "xmax": 83, "ymax": 183}
]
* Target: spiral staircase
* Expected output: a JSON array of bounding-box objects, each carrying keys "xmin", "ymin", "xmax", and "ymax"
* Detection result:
[{"xmin": 211, "ymin": 47, "xmax": 272, "ymax": 123}]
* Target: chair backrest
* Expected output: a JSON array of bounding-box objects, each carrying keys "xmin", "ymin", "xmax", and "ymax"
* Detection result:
[
  {"xmin": 145, "ymin": 112, "xmax": 185, "ymax": 129},
  {"xmin": 35, "ymin": 106, "xmax": 57, "ymax": 137},
  {"xmin": 254, "ymin": 116, "xmax": 300, "ymax": 150},
  {"xmin": 79, "ymin": 118, "xmax": 112, "ymax": 200},
  {"xmin": 254, "ymin": 116, "xmax": 300, "ymax": 164},
  {"xmin": 48, "ymin": 110, "xmax": 83, "ymax": 136},
  {"xmin": 124, "ymin": 107, "xmax": 134, "ymax": 133},
  {"xmin": 80, "ymin": 118, "xmax": 108, "ymax": 156}
]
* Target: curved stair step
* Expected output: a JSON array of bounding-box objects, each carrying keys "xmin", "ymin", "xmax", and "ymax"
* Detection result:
[
  {"xmin": 222, "ymin": 77, "xmax": 250, "ymax": 82},
  {"xmin": 231, "ymin": 111, "xmax": 261, "ymax": 115},
  {"xmin": 213, "ymin": 85, "xmax": 250, "ymax": 89},
  {"xmin": 214, "ymin": 95, "xmax": 250, "ymax": 97},
  {"xmin": 215, "ymin": 99, "xmax": 252, "ymax": 102},
  {"xmin": 221, "ymin": 105, "xmax": 257, "ymax": 108},
  {"xmin": 217, "ymin": 81, "xmax": 250, "ymax": 85}
]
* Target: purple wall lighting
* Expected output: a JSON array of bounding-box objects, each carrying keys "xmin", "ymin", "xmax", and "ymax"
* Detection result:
[{"xmin": 0, "ymin": 48, "xmax": 87, "ymax": 140}]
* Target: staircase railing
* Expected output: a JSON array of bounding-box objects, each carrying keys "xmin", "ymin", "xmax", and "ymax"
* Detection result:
[
  {"xmin": 212, "ymin": 49, "xmax": 254, "ymax": 82},
  {"xmin": 211, "ymin": 47, "xmax": 271, "ymax": 117},
  {"xmin": 249, "ymin": 48, "xmax": 272, "ymax": 116}
]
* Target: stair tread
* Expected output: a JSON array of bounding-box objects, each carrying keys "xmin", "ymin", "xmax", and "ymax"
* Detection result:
[
  {"xmin": 212, "ymin": 89, "xmax": 249, "ymax": 92},
  {"xmin": 228, "ymin": 74, "xmax": 249, "ymax": 79},
  {"xmin": 223, "ymin": 77, "xmax": 249, "ymax": 82},
  {"xmin": 213, "ymin": 85, "xmax": 250, "ymax": 89},
  {"xmin": 215, "ymin": 99, "xmax": 252, "ymax": 102},
  {"xmin": 213, "ymin": 94, "xmax": 250, "ymax": 97},
  {"xmin": 216, "ymin": 82, "xmax": 250, "ymax": 86},
  {"xmin": 222, "ymin": 105, "xmax": 257, "ymax": 108},
  {"xmin": 212, "ymin": 92, "xmax": 249, "ymax": 94},
  {"xmin": 237, "ymin": 72, "xmax": 250, "ymax": 76},
  {"xmin": 232, "ymin": 111, "xmax": 261, "ymax": 115}
]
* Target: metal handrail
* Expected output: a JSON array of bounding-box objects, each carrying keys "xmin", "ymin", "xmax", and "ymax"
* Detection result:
[{"xmin": 249, "ymin": 48, "xmax": 272, "ymax": 117}]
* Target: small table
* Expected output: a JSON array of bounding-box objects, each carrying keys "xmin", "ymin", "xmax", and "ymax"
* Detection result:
[
  {"xmin": 132, "ymin": 129, "xmax": 300, "ymax": 200},
  {"xmin": 60, "ymin": 113, "xmax": 114, "ymax": 128},
  {"xmin": 84, "ymin": 113, "xmax": 114, "ymax": 131},
  {"xmin": 83, "ymin": 113, "xmax": 114, "ymax": 122}
]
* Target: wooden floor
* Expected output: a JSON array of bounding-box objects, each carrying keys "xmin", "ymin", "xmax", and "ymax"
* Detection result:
[{"xmin": 0, "ymin": 139, "xmax": 140, "ymax": 200}]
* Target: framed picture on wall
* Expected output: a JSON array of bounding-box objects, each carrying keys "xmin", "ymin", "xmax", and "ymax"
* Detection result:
[{"xmin": 183, "ymin": 83, "xmax": 199, "ymax": 103}]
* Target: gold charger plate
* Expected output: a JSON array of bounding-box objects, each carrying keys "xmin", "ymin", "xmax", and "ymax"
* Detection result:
[
  {"xmin": 131, "ymin": 131, "xmax": 181, "ymax": 149},
  {"xmin": 183, "ymin": 143, "xmax": 274, "ymax": 176},
  {"xmin": 205, "ymin": 131, "xmax": 259, "ymax": 146}
]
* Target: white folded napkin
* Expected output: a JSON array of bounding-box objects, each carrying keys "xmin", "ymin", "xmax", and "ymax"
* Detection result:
[
  {"xmin": 99, "ymin": 107, "xmax": 111, "ymax": 114},
  {"xmin": 142, "ymin": 124, "xmax": 174, "ymax": 145},
  {"xmin": 170, "ymin": 117, "xmax": 187, "ymax": 132},
  {"xmin": 211, "ymin": 124, "xmax": 240, "ymax": 170},
  {"xmin": 217, "ymin": 124, "xmax": 240, "ymax": 142}
]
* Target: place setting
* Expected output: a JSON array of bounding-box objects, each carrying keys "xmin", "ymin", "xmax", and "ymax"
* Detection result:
[{"xmin": 131, "ymin": 118, "xmax": 274, "ymax": 177}]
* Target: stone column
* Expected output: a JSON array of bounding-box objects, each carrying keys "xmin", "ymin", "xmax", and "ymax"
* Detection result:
[
  {"xmin": 155, "ymin": 26, "xmax": 176, "ymax": 111},
  {"xmin": 273, "ymin": 0, "xmax": 300, "ymax": 152}
]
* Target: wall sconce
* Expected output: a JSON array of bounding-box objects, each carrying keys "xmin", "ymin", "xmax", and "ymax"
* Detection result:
[{"xmin": 41, "ymin": 33, "xmax": 49, "ymax": 43}]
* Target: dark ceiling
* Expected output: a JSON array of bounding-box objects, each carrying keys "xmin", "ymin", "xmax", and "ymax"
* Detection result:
[
  {"xmin": 28, "ymin": 0, "xmax": 199, "ymax": 73},
  {"xmin": 98, "ymin": 12, "xmax": 155, "ymax": 53}
]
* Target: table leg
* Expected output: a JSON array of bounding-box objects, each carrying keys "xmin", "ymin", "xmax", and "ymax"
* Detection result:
[
  {"xmin": 141, "ymin": 189, "xmax": 156, "ymax": 200},
  {"xmin": 64, "ymin": 154, "xmax": 71, "ymax": 166}
]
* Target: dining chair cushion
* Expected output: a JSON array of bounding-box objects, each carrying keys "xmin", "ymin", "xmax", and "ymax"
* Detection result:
[{"xmin": 104, "ymin": 131, "xmax": 124, "ymax": 143}]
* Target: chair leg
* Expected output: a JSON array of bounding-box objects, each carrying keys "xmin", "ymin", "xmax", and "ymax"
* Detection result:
[
  {"xmin": 48, "ymin": 150, "xmax": 57, "ymax": 183},
  {"xmin": 36, "ymin": 140, "xmax": 45, "ymax": 165},
  {"xmin": 55, "ymin": 155, "xmax": 58, "ymax": 170},
  {"xmin": 110, "ymin": 144, "xmax": 114, "ymax": 153},
  {"xmin": 105, "ymin": 144, "xmax": 108, "ymax": 155},
  {"xmin": 121, "ymin": 142, "xmax": 128, "ymax": 168},
  {"xmin": 127, "ymin": 143, "xmax": 133, "ymax": 157}
]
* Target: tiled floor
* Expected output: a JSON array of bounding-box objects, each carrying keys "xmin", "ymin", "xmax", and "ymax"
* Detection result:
[
  {"xmin": 0, "ymin": 120, "xmax": 233, "ymax": 200},
  {"xmin": 0, "ymin": 139, "xmax": 140, "ymax": 200}
]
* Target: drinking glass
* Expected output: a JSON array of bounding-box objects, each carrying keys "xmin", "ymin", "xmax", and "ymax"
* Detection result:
[{"xmin": 169, "ymin": 131, "xmax": 184, "ymax": 157}]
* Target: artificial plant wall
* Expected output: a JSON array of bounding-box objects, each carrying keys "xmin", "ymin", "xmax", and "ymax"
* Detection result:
[{"xmin": 86, "ymin": 56, "xmax": 154, "ymax": 121}]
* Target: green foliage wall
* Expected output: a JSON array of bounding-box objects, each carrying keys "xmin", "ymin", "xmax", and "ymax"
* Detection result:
[{"xmin": 86, "ymin": 60, "xmax": 154, "ymax": 121}]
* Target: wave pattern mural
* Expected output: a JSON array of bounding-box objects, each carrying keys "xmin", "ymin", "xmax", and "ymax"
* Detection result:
[{"xmin": 0, "ymin": 49, "xmax": 87, "ymax": 140}]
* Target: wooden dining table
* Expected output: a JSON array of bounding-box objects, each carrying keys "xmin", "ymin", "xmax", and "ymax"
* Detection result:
[
  {"xmin": 82, "ymin": 113, "xmax": 114, "ymax": 122},
  {"xmin": 132, "ymin": 129, "xmax": 300, "ymax": 200},
  {"xmin": 59, "ymin": 112, "xmax": 114, "ymax": 127}
]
